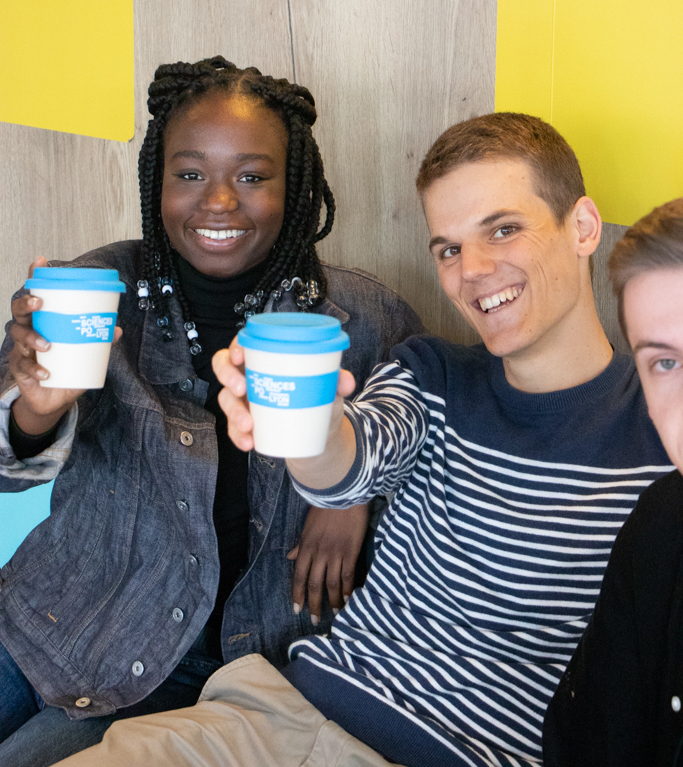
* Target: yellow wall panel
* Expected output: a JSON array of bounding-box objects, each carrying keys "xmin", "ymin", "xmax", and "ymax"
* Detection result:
[
  {"xmin": 496, "ymin": 0, "xmax": 683, "ymax": 226},
  {"xmin": 0, "ymin": 0, "xmax": 133, "ymax": 141},
  {"xmin": 495, "ymin": 0, "xmax": 554, "ymax": 123}
]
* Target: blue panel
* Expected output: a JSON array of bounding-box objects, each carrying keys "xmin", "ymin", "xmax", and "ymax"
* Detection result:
[{"xmin": 0, "ymin": 481, "xmax": 53, "ymax": 567}]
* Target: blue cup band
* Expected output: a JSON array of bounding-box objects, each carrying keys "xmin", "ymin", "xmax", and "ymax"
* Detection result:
[
  {"xmin": 246, "ymin": 369, "xmax": 338, "ymax": 409},
  {"xmin": 33, "ymin": 311, "xmax": 117, "ymax": 344}
]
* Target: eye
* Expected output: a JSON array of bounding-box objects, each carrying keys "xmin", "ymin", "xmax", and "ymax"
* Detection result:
[
  {"xmin": 492, "ymin": 224, "xmax": 517, "ymax": 238},
  {"xmin": 440, "ymin": 245, "xmax": 461, "ymax": 260},
  {"xmin": 175, "ymin": 171, "xmax": 203, "ymax": 181},
  {"xmin": 654, "ymin": 358, "xmax": 680, "ymax": 372},
  {"xmin": 239, "ymin": 173, "xmax": 265, "ymax": 183}
]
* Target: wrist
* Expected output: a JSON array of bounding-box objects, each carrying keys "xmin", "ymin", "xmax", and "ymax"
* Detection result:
[{"xmin": 10, "ymin": 397, "xmax": 70, "ymax": 436}]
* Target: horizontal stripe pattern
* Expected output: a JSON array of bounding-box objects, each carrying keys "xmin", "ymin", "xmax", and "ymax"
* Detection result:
[{"xmin": 291, "ymin": 356, "xmax": 670, "ymax": 766}]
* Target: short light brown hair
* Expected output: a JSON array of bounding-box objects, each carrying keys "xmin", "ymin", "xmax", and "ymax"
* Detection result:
[
  {"xmin": 609, "ymin": 197, "xmax": 683, "ymax": 338},
  {"xmin": 416, "ymin": 112, "xmax": 585, "ymax": 225}
]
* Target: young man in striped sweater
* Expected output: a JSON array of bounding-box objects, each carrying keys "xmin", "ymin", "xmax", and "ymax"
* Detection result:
[{"xmin": 55, "ymin": 114, "xmax": 671, "ymax": 767}]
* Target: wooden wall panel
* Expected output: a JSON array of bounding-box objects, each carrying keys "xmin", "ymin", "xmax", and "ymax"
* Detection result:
[
  {"xmin": 592, "ymin": 222, "xmax": 629, "ymax": 354},
  {"xmin": 291, "ymin": 0, "xmax": 497, "ymax": 344},
  {"xmin": 0, "ymin": 0, "xmax": 627, "ymax": 353}
]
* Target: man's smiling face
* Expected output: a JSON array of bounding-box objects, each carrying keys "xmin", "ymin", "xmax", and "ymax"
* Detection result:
[{"xmin": 422, "ymin": 158, "xmax": 588, "ymax": 361}]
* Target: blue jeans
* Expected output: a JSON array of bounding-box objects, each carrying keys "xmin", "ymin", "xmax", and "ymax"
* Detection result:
[{"xmin": 0, "ymin": 633, "xmax": 223, "ymax": 767}]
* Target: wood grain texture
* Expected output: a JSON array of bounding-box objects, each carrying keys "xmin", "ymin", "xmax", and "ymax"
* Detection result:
[
  {"xmin": 291, "ymin": 0, "xmax": 497, "ymax": 343},
  {"xmin": 592, "ymin": 221, "xmax": 629, "ymax": 353}
]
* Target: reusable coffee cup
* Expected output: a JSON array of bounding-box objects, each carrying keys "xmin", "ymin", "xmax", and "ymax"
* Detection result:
[
  {"xmin": 25, "ymin": 267, "xmax": 126, "ymax": 389},
  {"xmin": 238, "ymin": 313, "xmax": 350, "ymax": 458}
]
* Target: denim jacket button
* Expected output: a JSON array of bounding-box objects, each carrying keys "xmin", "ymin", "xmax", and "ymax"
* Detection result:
[
  {"xmin": 172, "ymin": 608, "xmax": 184, "ymax": 622},
  {"xmin": 179, "ymin": 378, "xmax": 194, "ymax": 392},
  {"xmin": 180, "ymin": 431, "xmax": 194, "ymax": 446},
  {"xmin": 75, "ymin": 697, "xmax": 91, "ymax": 708},
  {"xmin": 131, "ymin": 661, "xmax": 144, "ymax": 676},
  {"xmin": 176, "ymin": 500, "xmax": 189, "ymax": 512}
]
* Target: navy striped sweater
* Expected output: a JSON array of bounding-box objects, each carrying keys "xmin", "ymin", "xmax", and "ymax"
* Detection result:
[{"xmin": 288, "ymin": 338, "xmax": 671, "ymax": 767}]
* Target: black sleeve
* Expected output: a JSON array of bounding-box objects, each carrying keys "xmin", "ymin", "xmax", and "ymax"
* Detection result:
[
  {"xmin": 8, "ymin": 407, "xmax": 62, "ymax": 460},
  {"xmin": 543, "ymin": 497, "xmax": 656, "ymax": 767}
]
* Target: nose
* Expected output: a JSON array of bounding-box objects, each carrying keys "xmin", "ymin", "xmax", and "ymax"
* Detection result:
[
  {"xmin": 460, "ymin": 244, "xmax": 496, "ymax": 281},
  {"xmin": 201, "ymin": 181, "xmax": 239, "ymax": 213}
]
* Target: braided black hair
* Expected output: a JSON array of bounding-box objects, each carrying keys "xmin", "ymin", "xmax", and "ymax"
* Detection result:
[{"xmin": 136, "ymin": 55, "xmax": 335, "ymax": 352}]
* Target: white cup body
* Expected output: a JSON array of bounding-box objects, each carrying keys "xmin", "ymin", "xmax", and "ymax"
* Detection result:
[
  {"xmin": 31, "ymin": 288, "xmax": 121, "ymax": 389},
  {"xmin": 244, "ymin": 347, "xmax": 342, "ymax": 458}
]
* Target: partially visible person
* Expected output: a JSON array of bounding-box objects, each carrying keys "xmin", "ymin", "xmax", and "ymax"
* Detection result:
[
  {"xmin": 543, "ymin": 197, "xmax": 683, "ymax": 767},
  {"xmin": 52, "ymin": 115, "xmax": 672, "ymax": 767},
  {"xmin": 0, "ymin": 56, "xmax": 424, "ymax": 767}
]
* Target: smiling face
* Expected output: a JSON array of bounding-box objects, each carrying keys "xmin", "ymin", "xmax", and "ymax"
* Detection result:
[
  {"xmin": 626, "ymin": 267, "xmax": 683, "ymax": 472},
  {"xmin": 161, "ymin": 91, "xmax": 287, "ymax": 278},
  {"xmin": 422, "ymin": 158, "xmax": 592, "ymax": 361}
]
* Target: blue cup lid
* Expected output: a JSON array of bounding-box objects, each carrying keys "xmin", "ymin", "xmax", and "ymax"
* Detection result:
[
  {"xmin": 238, "ymin": 312, "xmax": 350, "ymax": 354},
  {"xmin": 26, "ymin": 267, "xmax": 126, "ymax": 293}
]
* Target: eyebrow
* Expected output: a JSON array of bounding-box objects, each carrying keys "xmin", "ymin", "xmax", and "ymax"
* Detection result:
[
  {"xmin": 632, "ymin": 340, "xmax": 679, "ymax": 353},
  {"xmin": 428, "ymin": 209, "xmax": 521, "ymax": 251},
  {"xmin": 171, "ymin": 150, "xmax": 206, "ymax": 160},
  {"xmin": 169, "ymin": 150, "xmax": 274, "ymax": 162},
  {"xmin": 479, "ymin": 209, "xmax": 520, "ymax": 227}
]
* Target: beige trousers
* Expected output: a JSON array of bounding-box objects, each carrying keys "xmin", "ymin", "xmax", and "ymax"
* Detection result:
[{"xmin": 53, "ymin": 654, "xmax": 403, "ymax": 767}]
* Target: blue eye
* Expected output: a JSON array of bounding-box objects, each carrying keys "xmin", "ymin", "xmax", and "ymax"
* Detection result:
[{"xmin": 655, "ymin": 358, "xmax": 680, "ymax": 371}]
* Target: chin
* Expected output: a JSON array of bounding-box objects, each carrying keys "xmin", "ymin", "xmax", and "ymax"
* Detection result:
[{"xmin": 477, "ymin": 332, "xmax": 521, "ymax": 359}]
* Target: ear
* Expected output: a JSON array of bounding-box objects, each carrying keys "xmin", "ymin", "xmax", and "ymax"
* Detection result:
[{"xmin": 572, "ymin": 196, "xmax": 602, "ymax": 258}]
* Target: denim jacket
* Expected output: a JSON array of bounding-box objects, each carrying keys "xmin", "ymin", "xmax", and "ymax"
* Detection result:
[{"xmin": 0, "ymin": 241, "xmax": 424, "ymax": 719}]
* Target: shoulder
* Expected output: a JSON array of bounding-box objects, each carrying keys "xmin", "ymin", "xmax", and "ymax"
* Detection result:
[
  {"xmin": 321, "ymin": 263, "xmax": 424, "ymax": 331},
  {"xmin": 624, "ymin": 470, "xmax": 683, "ymax": 540},
  {"xmin": 49, "ymin": 241, "xmax": 142, "ymax": 289},
  {"xmin": 608, "ymin": 471, "xmax": 683, "ymax": 579},
  {"xmin": 394, "ymin": 336, "xmax": 492, "ymax": 378}
]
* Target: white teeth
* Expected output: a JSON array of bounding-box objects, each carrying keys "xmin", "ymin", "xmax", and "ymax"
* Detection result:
[
  {"xmin": 478, "ymin": 287, "xmax": 522, "ymax": 312},
  {"xmin": 195, "ymin": 228, "xmax": 246, "ymax": 240}
]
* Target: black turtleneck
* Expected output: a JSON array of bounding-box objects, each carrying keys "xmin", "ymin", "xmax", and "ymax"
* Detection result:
[{"xmin": 176, "ymin": 256, "xmax": 268, "ymax": 640}]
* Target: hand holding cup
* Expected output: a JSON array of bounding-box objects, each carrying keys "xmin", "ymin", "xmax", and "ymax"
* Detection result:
[
  {"xmin": 8, "ymin": 258, "xmax": 123, "ymax": 435},
  {"xmin": 213, "ymin": 326, "xmax": 356, "ymax": 457}
]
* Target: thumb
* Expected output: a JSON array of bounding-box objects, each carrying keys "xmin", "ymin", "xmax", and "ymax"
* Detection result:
[
  {"xmin": 286, "ymin": 544, "xmax": 300, "ymax": 560},
  {"xmin": 28, "ymin": 257, "xmax": 48, "ymax": 279},
  {"xmin": 337, "ymin": 369, "xmax": 356, "ymax": 398}
]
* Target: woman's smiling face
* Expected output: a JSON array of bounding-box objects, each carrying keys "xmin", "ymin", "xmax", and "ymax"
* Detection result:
[{"xmin": 161, "ymin": 91, "xmax": 287, "ymax": 278}]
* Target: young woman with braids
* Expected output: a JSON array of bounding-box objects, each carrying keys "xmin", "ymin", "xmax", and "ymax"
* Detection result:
[{"xmin": 0, "ymin": 56, "xmax": 424, "ymax": 766}]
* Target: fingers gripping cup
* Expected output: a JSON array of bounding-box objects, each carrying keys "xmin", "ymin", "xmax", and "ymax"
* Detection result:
[
  {"xmin": 25, "ymin": 267, "xmax": 126, "ymax": 389},
  {"xmin": 238, "ymin": 313, "xmax": 350, "ymax": 458}
]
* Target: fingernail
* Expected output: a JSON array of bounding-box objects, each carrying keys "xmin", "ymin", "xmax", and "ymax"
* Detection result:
[
  {"xmin": 36, "ymin": 369, "xmax": 48, "ymax": 380},
  {"xmin": 333, "ymin": 608, "xmax": 340, "ymax": 615},
  {"xmin": 36, "ymin": 338, "xmax": 50, "ymax": 350},
  {"xmin": 311, "ymin": 615, "xmax": 319, "ymax": 626},
  {"xmin": 28, "ymin": 297, "xmax": 39, "ymax": 307},
  {"xmin": 343, "ymin": 594, "xmax": 350, "ymax": 604},
  {"xmin": 292, "ymin": 602, "xmax": 300, "ymax": 615}
]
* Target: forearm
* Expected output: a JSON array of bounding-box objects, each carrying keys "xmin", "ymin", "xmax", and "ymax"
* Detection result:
[{"xmin": 287, "ymin": 413, "xmax": 357, "ymax": 490}]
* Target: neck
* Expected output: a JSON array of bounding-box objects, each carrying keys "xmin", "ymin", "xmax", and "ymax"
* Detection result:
[{"xmin": 502, "ymin": 291, "xmax": 614, "ymax": 394}]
